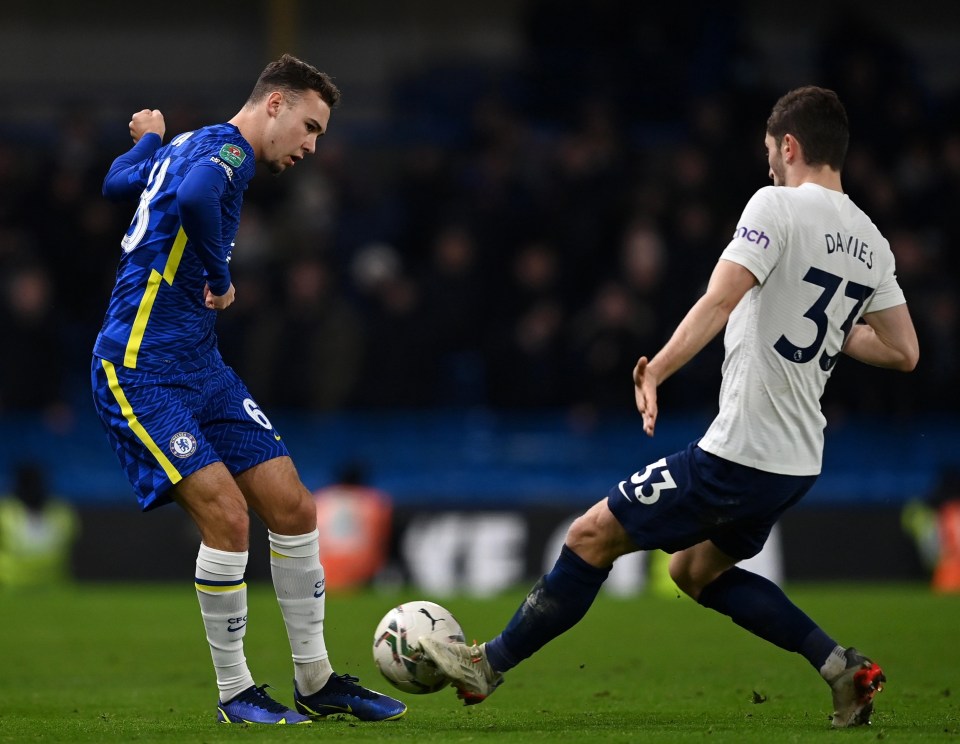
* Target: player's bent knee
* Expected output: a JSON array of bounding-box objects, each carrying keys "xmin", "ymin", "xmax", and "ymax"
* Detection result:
[
  {"xmin": 669, "ymin": 560, "xmax": 701, "ymax": 598},
  {"xmin": 280, "ymin": 495, "xmax": 318, "ymax": 534},
  {"xmin": 257, "ymin": 489, "xmax": 317, "ymax": 536},
  {"xmin": 566, "ymin": 503, "xmax": 633, "ymax": 568},
  {"xmin": 196, "ymin": 508, "xmax": 250, "ymax": 552},
  {"xmin": 668, "ymin": 553, "xmax": 725, "ymax": 600}
]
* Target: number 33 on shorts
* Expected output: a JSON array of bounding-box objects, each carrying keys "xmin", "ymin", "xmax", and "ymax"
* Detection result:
[{"xmin": 618, "ymin": 458, "xmax": 677, "ymax": 505}]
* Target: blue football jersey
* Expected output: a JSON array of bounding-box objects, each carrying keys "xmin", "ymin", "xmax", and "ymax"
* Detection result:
[{"xmin": 94, "ymin": 124, "xmax": 255, "ymax": 371}]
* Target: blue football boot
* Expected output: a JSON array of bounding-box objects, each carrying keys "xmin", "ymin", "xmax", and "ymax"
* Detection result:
[
  {"xmin": 217, "ymin": 683, "xmax": 312, "ymax": 724},
  {"xmin": 294, "ymin": 673, "xmax": 407, "ymax": 721}
]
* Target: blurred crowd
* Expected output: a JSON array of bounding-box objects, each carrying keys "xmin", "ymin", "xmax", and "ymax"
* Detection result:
[{"xmin": 1, "ymin": 4, "xmax": 957, "ymax": 426}]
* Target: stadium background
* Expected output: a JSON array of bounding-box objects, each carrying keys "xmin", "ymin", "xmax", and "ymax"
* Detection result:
[{"xmin": 1, "ymin": 0, "xmax": 958, "ymax": 590}]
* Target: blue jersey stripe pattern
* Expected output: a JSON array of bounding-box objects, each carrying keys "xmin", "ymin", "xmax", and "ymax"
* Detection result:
[{"xmin": 94, "ymin": 124, "xmax": 255, "ymax": 372}]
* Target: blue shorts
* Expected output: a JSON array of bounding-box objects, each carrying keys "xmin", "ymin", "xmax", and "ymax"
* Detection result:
[
  {"xmin": 91, "ymin": 351, "xmax": 289, "ymax": 511},
  {"xmin": 607, "ymin": 440, "xmax": 816, "ymax": 560}
]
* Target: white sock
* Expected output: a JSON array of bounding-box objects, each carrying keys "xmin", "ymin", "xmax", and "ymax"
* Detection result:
[
  {"xmin": 820, "ymin": 645, "xmax": 848, "ymax": 682},
  {"xmin": 195, "ymin": 543, "xmax": 255, "ymax": 703},
  {"xmin": 269, "ymin": 529, "xmax": 333, "ymax": 694}
]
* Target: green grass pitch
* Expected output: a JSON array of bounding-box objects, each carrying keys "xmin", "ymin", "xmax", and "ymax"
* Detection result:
[{"xmin": 1, "ymin": 582, "xmax": 958, "ymax": 742}]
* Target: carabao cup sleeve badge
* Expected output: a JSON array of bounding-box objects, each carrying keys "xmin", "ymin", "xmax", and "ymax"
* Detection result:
[{"xmin": 219, "ymin": 144, "xmax": 246, "ymax": 167}]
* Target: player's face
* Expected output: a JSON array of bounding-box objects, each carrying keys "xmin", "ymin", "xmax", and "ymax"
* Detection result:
[
  {"xmin": 765, "ymin": 133, "xmax": 786, "ymax": 186},
  {"xmin": 264, "ymin": 90, "xmax": 331, "ymax": 175}
]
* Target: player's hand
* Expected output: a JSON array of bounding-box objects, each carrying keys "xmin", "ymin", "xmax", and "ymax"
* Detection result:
[
  {"xmin": 633, "ymin": 356, "xmax": 659, "ymax": 437},
  {"xmin": 204, "ymin": 282, "xmax": 235, "ymax": 311},
  {"xmin": 129, "ymin": 109, "xmax": 165, "ymax": 144}
]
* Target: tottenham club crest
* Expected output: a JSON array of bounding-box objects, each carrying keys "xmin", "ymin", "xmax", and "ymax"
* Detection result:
[{"xmin": 170, "ymin": 432, "xmax": 198, "ymax": 458}]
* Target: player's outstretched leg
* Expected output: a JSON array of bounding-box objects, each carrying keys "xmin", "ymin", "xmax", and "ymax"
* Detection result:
[
  {"xmin": 217, "ymin": 684, "xmax": 311, "ymax": 724},
  {"xmin": 421, "ymin": 544, "xmax": 610, "ymax": 705},
  {"xmin": 824, "ymin": 647, "xmax": 886, "ymax": 728},
  {"xmin": 294, "ymin": 673, "xmax": 407, "ymax": 721}
]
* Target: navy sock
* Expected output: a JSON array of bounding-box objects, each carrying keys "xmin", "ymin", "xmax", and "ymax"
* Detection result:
[
  {"xmin": 485, "ymin": 545, "xmax": 610, "ymax": 673},
  {"xmin": 697, "ymin": 567, "xmax": 837, "ymax": 671}
]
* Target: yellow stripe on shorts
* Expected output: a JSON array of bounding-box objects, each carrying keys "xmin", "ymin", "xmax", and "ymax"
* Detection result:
[{"xmin": 101, "ymin": 358, "xmax": 182, "ymax": 486}]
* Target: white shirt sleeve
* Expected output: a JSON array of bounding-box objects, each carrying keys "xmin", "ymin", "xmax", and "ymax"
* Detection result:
[{"xmin": 719, "ymin": 187, "xmax": 786, "ymax": 285}]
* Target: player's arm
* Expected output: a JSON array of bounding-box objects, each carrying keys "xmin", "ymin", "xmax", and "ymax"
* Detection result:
[
  {"xmin": 176, "ymin": 165, "xmax": 234, "ymax": 310},
  {"xmin": 634, "ymin": 259, "xmax": 758, "ymax": 436},
  {"xmin": 842, "ymin": 303, "xmax": 919, "ymax": 371},
  {"xmin": 102, "ymin": 110, "xmax": 166, "ymax": 200}
]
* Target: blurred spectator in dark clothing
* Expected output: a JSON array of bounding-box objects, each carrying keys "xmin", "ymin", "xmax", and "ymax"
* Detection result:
[
  {"xmin": 485, "ymin": 240, "xmax": 569, "ymax": 408},
  {"xmin": 34, "ymin": 105, "xmax": 125, "ymax": 334},
  {"xmin": 419, "ymin": 224, "xmax": 488, "ymax": 405},
  {"xmin": 0, "ymin": 144, "xmax": 40, "ymax": 239},
  {"xmin": 538, "ymin": 102, "xmax": 630, "ymax": 302},
  {"xmin": 490, "ymin": 240, "xmax": 565, "ymax": 335},
  {"xmin": 0, "ymin": 264, "xmax": 71, "ymax": 426},
  {"xmin": 616, "ymin": 217, "xmax": 676, "ymax": 342},
  {"xmin": 241, "ymin": 255, "xmax": 363, "ymax": 411},
  {"xmin": 393, "ymin": 144, "xmax": 460, "ymax": 269},
  {"xmin": 816, "ymin": 9, "xmax": 929, "ymax": 152},
  {"xmin": 921, "ymin": 289, "xmax": 960, "ymax": 410},
  {"xmin": 350, "ymin": 244, "xmax": 435, "ymax": 408},
  {"xmin": 934, "ymin": 130, "xmax": 960, "ymax": 277},
  {"xmin": 568, "ymin": 280, "xmax": 650, "ymax": 412},
  {"xmin": 216, "ymin": 267, "xmax": 272, "ymax": 372},
  {"xmin": 486, "ymin": 298, "xmax": 568, "ymax": 409}
]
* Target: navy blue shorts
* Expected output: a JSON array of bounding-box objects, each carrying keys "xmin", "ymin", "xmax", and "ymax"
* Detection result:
[
  {"xmin": 607, "ymin": 440, "xmax": 816, "ymax": 560},
  {"xmin": 91, "ymin": 351, "xmax": 289, "ymax": 511}
]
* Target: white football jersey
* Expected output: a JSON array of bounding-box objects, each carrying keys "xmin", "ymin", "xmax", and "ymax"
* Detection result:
[{"xmin": 698, "ymin": 183, "xmax": 906, "ymax": 475}]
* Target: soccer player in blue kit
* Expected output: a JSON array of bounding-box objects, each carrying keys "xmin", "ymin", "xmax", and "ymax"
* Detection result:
[
  {"xmin": 91, "ymin": 54, "xmax": 406, "ymax": 725},
  {"xmin": 421, "ymin": 87, "xmax": 920, "ymax": 728}
]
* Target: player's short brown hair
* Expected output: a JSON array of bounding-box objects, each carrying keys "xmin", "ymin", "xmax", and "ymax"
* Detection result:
[
  {"xmin": 767, "ymin": 86, "xmax": 848, "ymax": 170},
  {"xmin": 247, "ymin": 53, "xmax": 341, "ymax": 108}
]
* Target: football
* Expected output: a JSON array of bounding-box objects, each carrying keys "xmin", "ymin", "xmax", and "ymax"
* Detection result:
[{"xmin": 372, "ymin": 600, "xmax": 466, "ymax": 694}]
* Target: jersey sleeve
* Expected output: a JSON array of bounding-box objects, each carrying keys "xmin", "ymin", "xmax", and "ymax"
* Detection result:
[
  {"xmin": 864, "ymin": 257, "xmax": 907, "ymax": 313},
  {"xmin": 102, "ymin": 133, "xmax": 163, "ymax": 200},
  {"xmin": 719, "ymin": 187, "xmax": 786, "ymax": 284},
  {"xmin": 177, "ymin": 163, "xmax": 232, "ymax": 296}
]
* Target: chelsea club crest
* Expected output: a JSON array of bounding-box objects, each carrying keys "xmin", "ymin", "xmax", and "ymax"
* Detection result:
[{"xmin": 170, "ymin": 431, "xmax": 198, "ymax": 458}]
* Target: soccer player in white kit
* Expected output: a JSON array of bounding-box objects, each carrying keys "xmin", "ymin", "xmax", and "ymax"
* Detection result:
[{"xmin": 421, "ymin": 86, "xmax": 919, "ymax": 728}]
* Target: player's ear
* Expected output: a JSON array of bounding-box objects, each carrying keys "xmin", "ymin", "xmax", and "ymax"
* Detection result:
[
  {"xmin": 265, "ymin": 91, "xmax": 283, "ymax": 118},
  {"xmin": 782, "ymin": 133, "xmax": 800, "ymax": 164}
]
